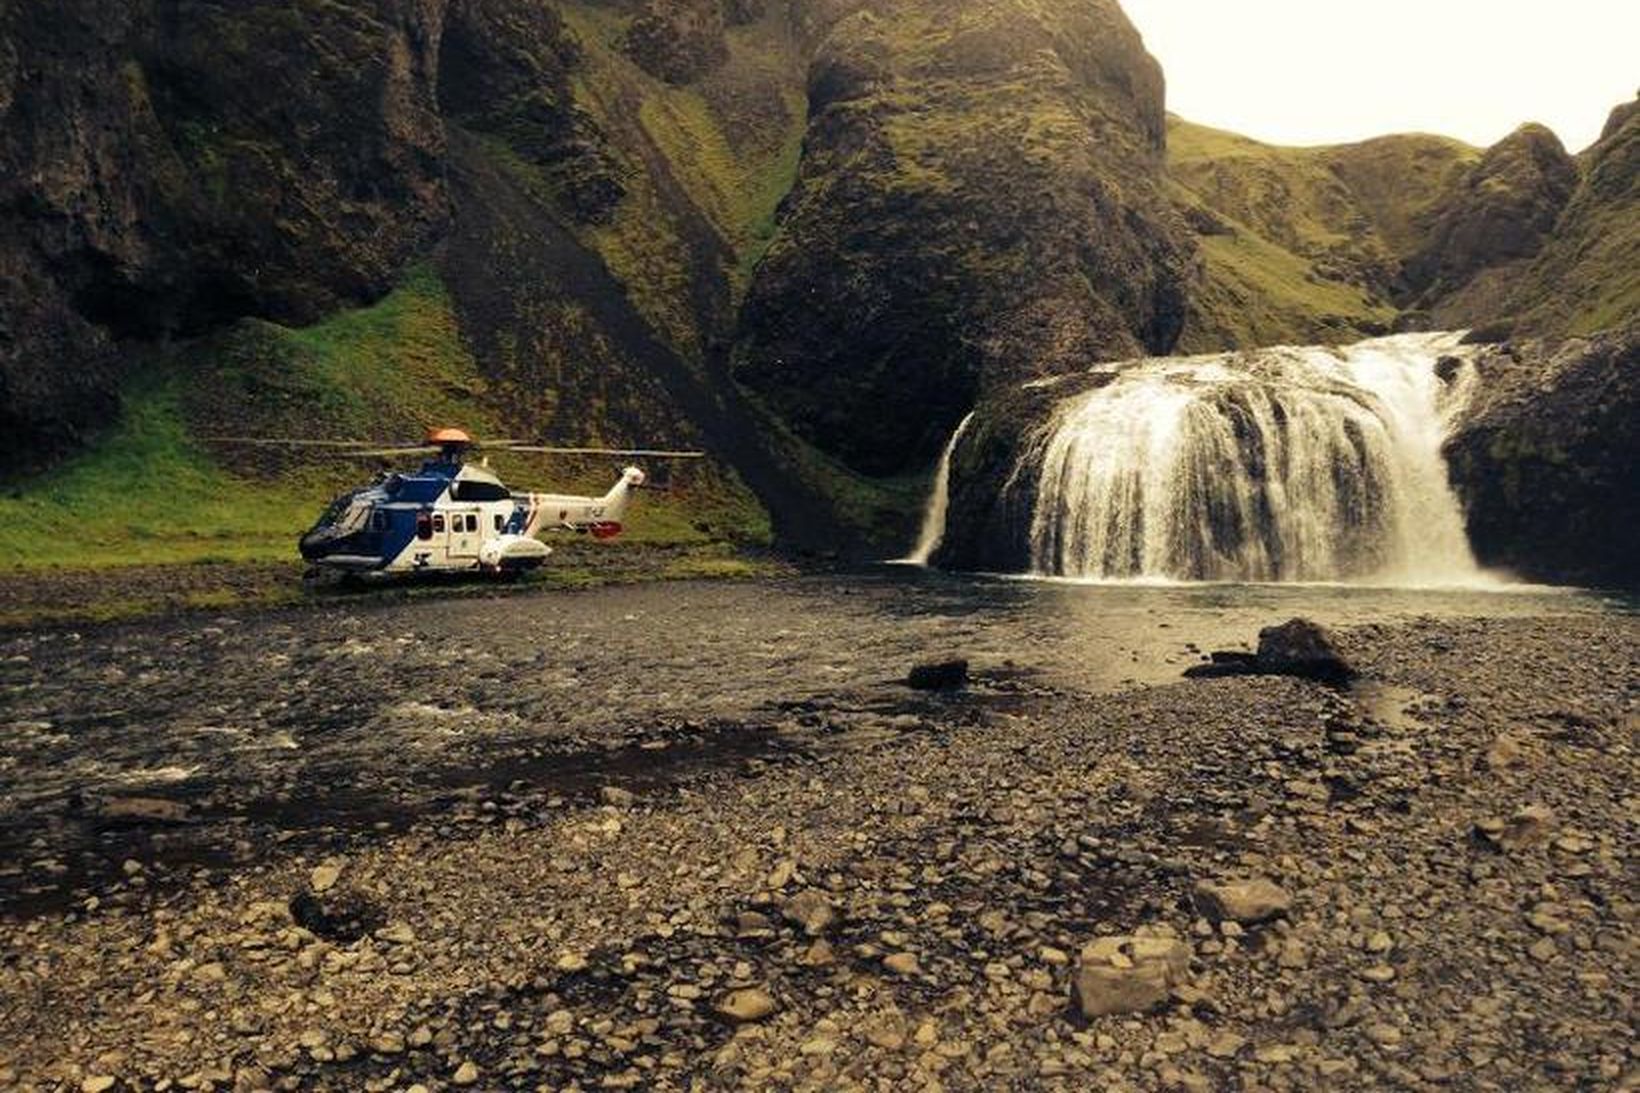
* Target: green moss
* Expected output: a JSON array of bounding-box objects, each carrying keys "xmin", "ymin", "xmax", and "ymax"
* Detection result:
[{"xmin": 0, "ymin": 379, "xmax": 319, "ymax": 569}]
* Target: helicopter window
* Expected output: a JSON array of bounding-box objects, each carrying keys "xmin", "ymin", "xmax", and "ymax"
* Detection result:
[
  {"xmin": 466, "ymin": 514, "xmax": 479, "ymax": 532},
  {"xmin": 416, "ymin": 512, "xmax": 432, "ymax": 541},
  {"xmin": 432, "ymin": 514, "xmax": 445, "ymax": 533},
  {"xmin": 494, "ymin": 514, "xmax": 505, "ymax": 532}
]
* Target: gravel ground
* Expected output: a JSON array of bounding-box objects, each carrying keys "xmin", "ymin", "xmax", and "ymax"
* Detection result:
[{"xmin": 0, "ymin": 578, "xmax": 1634, "ymax": 1091}]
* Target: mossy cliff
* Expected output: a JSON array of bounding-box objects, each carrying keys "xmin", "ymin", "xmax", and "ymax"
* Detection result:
[
  {"xmin": 1443, "ymin": 325, "xmax": 1640, "ymax": 587},
  {"xmin": 2, "ymin": 2, "xmax": 1635, "ymax": 566},
  {"xmin": 734, "ymin": 0, "xmax": 1193, "ymax": 477}
]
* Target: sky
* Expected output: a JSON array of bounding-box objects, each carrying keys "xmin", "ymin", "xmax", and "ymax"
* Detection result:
[{"xmin": 1118, "ymin": 0, "xmax": 1640, "ymax": 151}]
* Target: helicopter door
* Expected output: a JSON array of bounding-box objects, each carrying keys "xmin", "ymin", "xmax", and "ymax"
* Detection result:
[{"xmin": 446, "ymin": 509, "xmax": 480, "ymax": 559}]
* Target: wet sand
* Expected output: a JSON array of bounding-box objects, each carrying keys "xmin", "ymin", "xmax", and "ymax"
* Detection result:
[{"xmin": 0, "ymin": 572, "xmax": 1634, "ymax": 1090}]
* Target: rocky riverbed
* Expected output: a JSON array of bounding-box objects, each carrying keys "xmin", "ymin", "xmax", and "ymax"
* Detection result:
[{"xmin": 0, "ymin": 573, "xmax": 1634, "ymax": 1090}]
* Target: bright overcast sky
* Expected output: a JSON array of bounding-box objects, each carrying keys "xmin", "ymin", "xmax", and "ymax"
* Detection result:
[{"xmin": 1119, "ymin": 0, "xmax": 1639, "ymax": 151}]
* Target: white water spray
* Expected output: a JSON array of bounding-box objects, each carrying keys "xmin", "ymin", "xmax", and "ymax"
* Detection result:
[
  {"xmin": 902, "ymin": 412, "xmax": 974, "ymax": 566},
  {"xmin": 1027, "ymin": 333, "xmax": 1487, "ymax": 585}
]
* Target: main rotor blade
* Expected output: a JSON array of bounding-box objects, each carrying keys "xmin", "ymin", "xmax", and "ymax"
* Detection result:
[
  {"xmin": 342, "ymin": 446, "xmax": 442, "ymax": 458},
  {"xmin": 201, "ymin": 436, "xmax": 386, "ymax": 448},
  {"xmin": 498, "ymin": 446, "xmax": 707, "ymax": 458}
]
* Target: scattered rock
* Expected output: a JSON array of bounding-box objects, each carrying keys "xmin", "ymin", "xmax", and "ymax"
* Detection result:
[
  {"xmin": 882, "ymin": 951, "xmax": 920, "ymax": 975},
  {"xmin": 781, "ymin": 889, "xmax": 838, "ymax": 936},
  {"xmin": 907, "ymin": 659, "xmax": 969, "ymax": 691},
  {"xmin": 1070, "ymin": 936, "xmax": 1193, "ymax": 1019},
  {"xmin": 600, "ymin": 786, "xmax": 636, "ymax": 808},
  {"xmin": 452, "ymin": 1060, "xmax": 480, "ymax": 1085},
  {"xmin": 1193, "ymin": 878, "xmax": 1292, "ymax": 925},
  {"xmin": 715, "ymin": 988, "xmax": 778, "ymax": 1023},
  {"xmin": 309, "ymin": 863, "xmax": 342, "ymax": 893},
  {"xmin": 81, "ymin": 1077, "xmax": 116, "ymax": 1093},
  {"xmin": 1476, "ymin": 804, "xmax": 1556, "ymax": 851},
  {"xmin": 93, "ymin": 796, "xmax": 190, "ymax": 825},
  {"xmin": 1484, "ymin": 732, "xmax": 1527, "ymax": 770},
  {"xmin": 289, "ymin": 889, "xmax": 386, "ymax": 943}
]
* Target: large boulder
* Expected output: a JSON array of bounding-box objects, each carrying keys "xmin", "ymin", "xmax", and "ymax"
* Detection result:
[
  {"xmin": 1254, "ymin": 619, "xmax": 1356, "ymax": 684},
  {"xmin": 1070, "ymin": 934, "xmax": 1193, "ymax": 1019}
]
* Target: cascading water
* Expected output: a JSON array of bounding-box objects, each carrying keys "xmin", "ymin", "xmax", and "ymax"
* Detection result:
[
  {"xmin": 902, "ymin": 413, "xmax": 974, "ymax": 565},
  {"xmin": 1025, "ymin": 332, "xmax": 1488, "ymax": 584}
]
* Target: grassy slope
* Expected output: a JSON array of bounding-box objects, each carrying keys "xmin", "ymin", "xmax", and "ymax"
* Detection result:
[
  {"xmin": 0, "ymin": 266, "xmax": 769, "ymax": 572},
  {"xmin": 1168, "ymin": 117, "xmax": 1478, "ymax": 350}
]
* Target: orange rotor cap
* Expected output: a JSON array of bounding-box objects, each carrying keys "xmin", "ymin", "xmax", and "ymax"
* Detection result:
[{"xmin": 426, "ymin": 427, "xmax": 474, "ymax": 446}]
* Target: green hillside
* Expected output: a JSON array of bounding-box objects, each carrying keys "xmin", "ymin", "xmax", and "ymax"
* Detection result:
[
  {"xmin": 0, "ymin": 266, "xmax": 770, "ymax": 572},
  {"xmin": 1168, "ymin": 117, "xmax": 1480, "ymax": 350}
]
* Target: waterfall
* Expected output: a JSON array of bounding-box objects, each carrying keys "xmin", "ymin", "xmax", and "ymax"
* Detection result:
[
  {"xmin": 1027, "ymin": 333, "xmax": 1487, "ymax": 584},
  {"xmin": 902, "ymin": 412, "xmax": 975, "ymax": 566}
]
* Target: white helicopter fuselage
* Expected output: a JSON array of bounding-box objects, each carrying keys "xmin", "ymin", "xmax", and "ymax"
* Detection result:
[{"xmin": 299, "ymin": 462, "xmax": 646, "ymax": 574}]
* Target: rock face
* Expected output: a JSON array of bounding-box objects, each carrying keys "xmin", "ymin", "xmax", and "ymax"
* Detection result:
[
  {"xmin": 732, "ymin": 0, "xmax": 1193, "ymax": 476},
  {"xmin": 1403, "ymin": 126, "xmax": 1580, "ymax": 324},
  {"xmin": 1443, "ymin": 327, "xmax": 1640, "ymax": 588},
  {"xmin": 1499, "ymin": 94, "xmax": 1640, "ymax": 338},
  {"xmin": 0, "ymin": 0, "xmax": 450, "ymax": 468},
  {"xmin": 1402, "ymin": 124, "xmax": 1579, "ymax": 311}
]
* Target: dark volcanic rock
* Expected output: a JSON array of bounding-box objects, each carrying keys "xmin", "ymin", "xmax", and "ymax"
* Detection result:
[
  {"xmin": 439, "ymin": 0, "xmax": 624, "ymax": 223},
  {"xmin": 1183, "ymin": 618, "xmax": 1355, "ymax": 684},
  {"xmin": 907, "ymin": 659, "xmax": 969, "ymax": 691},
  {"xmin": 935, "ymin": 369, "xmax": 1119, "ymax": 573},
  {"xmin": 733, "ymin": 0, "xmax": 1193, "ymax": 476},
  {"xmin": 290, "ymin": 889, "xmax": 387, "ymax": 944},
  {"xmin": 1444, "ymin": 327, "xmax": 1640, "ymax": 588},
  {"xmin": 1255, "ymin": 618, "xmax": 1356, "ymax": 684}
]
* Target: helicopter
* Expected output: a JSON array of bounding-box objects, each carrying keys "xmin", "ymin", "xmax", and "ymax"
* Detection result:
[{"xmin": 208, "ymin": 428, "xmax": 704, "ymax": 576}]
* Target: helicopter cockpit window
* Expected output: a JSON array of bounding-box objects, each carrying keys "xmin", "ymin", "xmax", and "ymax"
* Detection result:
[
  {"xmin": 416, "ymin": 513, "xmax": 433, "ymax": 541},
  {"xmin": 432, "ymin": 514, "xmax": 445, "ymax": 533},
  {"xmin": 494, "ymin": 514, "xmax": 505, "ymax": 531}
]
